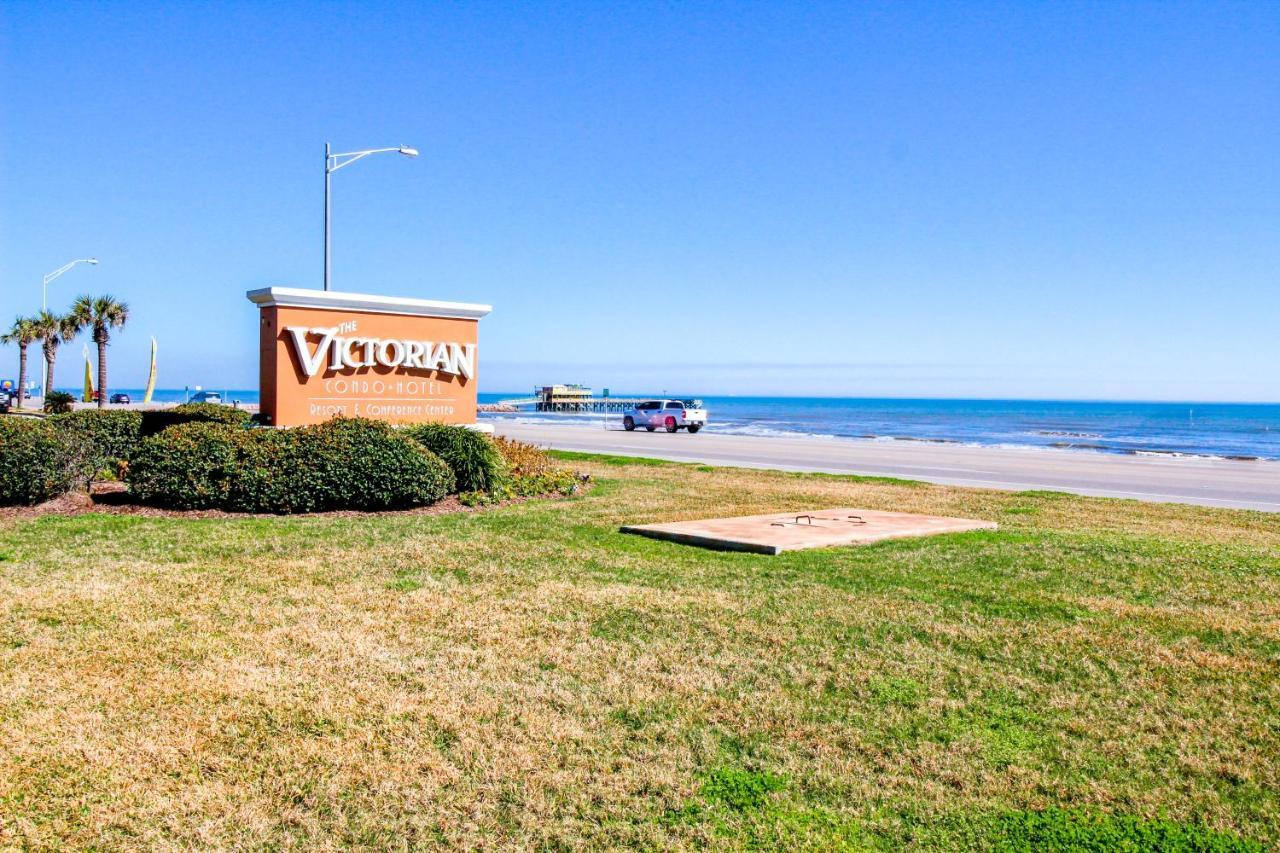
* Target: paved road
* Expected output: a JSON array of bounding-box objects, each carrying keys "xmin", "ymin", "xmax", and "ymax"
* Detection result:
[{"xmin": 492, "ymin": 423, "xmax": 1280, "ymax": 512}]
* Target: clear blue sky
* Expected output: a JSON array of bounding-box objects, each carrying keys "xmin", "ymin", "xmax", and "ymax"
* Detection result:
[{"xmin": 2, "ymin": 2, "xmax": 1277, "ymax": 401}]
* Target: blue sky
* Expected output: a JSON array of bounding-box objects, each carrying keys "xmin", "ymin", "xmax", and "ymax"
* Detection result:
[{"xmin": 2, "ymin": 1, "xmax": 1277, "ymax": 401}]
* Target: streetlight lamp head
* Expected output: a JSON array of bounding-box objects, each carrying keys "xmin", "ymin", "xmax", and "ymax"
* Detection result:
[
  {"xmin": 398, "ymin": 147, "xmax": 419, "ymax": 158},
  {"xmin": 87, "ymin": 258, "xmax": 99, "ymax": 265}
]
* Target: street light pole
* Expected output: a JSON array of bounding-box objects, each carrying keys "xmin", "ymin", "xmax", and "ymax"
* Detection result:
[
  {"xmin": 323, "ymin": 143, "xmax": 418, "ymax": 291},
  {"xmin": 40, "ymin": 257, "xmax": 98, "ymax": 398},
  {"xmin": 324, "ymin": 142, "xmax": 331, "ymax": 292}
]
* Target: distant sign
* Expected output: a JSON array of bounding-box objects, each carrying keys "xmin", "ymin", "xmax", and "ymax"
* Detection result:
[{"xmin": 0, "ymin": 379, "xmax": 13, "ymax": 392}]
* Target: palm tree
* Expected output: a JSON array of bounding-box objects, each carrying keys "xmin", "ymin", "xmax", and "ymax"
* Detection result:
[
  {"xmin": 31, "ymin": 310, "xmax": 79, "ymax": 399},
  {"xmin": 1, "ymin": 316, "xmax": 39, "ymax": 408},
  {"xmin": 71, "ymin": 295, "xmax": 129, "ymax": 408}
]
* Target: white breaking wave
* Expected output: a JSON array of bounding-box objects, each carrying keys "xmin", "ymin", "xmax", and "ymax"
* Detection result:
[
  {"xmin": 482, "ymin": 413, "xmax": 617, "ymax": 429},
  {"xmin": 710, "ymin": 422, "xmax": 838, "ymax": 440}
]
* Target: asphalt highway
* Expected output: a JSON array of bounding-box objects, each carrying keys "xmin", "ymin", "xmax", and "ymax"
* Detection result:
[{"xmin": 492, "ymin": 422, "xmax": 1280, "ymax": 512}]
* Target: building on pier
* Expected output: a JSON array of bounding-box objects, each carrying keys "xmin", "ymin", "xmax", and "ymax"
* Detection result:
[
  {"xmin": 496, "ymin": 384, "xmax": 646, "ymax": 412},
  {"xmin": 537, "ymin": 384, "xmax": 593, "ymax": 407}
]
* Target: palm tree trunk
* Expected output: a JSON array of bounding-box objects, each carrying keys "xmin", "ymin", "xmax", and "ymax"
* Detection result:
[
  {"xmin": 96, "ymin": 338, "xmax": 108, "ymax": 408},
  {"xmin": 16, "ymin": 344, "xmax": 27, "ymax": 407},
  {"xmin": 45, "ymin": 350, "xmax": 57, "ymax": 397}
]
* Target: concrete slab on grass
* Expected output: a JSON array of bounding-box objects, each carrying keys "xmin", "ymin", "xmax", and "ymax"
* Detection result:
[{"xmin": 621, "ymin": 508, "xmax": 997, "ymax": 555}]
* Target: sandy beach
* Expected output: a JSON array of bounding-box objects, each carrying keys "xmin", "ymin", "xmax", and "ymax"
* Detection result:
[{"xmin": 492, "ymin": 422, "xmax": 1280, "ymax": 512}]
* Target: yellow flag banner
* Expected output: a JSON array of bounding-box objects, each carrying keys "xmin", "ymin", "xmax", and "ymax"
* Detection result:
[
  {"xmin": 82, "ymin": 346, "xmax": 94, "ymax": 403},
  {"xmin": 143, "ymin": 336, "xmax": 157, "ymax": 404}
]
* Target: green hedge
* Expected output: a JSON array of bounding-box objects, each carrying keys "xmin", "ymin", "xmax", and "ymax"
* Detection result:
[
  {"xmin": 402, "ymin": 423, "xmax": 508, "ymax": 492},
  {"xmin": 300, "ymin": 418, "xmax": 456, "ymax": 511},
  {"xmin": 48, "ymin": 409, "xmax": 144, "ymax": 471},
  {"xmin": 140, "ymin": 402, "xmax": 252, "ymax": 436},
  {"xmin": 0, "ymin": 418, "xmax": 92, "ymax": 505},
  {"xmin": 125, "ymin": 422, "xmax": 241, "ymax": 509},
  {"xmin": 126, "ymin": 418, "xmax": 455, "ymax": 513},
  {"xmin": 39, "ymin": 405, "xmax": 251, "ymax": 469}
]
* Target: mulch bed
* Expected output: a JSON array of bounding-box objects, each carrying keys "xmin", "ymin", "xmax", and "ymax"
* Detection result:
[{"xmin": 0, "ymin": 481, "xmax": 579, "ymax": 522}]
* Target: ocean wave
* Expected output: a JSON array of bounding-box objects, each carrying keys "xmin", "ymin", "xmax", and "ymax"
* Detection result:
[
  {"xmin": 712, "ymin": 423, "xmax": 838, "ymax": 440},
  {"xmin": 1126, "ymin": 449, "xmax": 1261, "ymax": 461},
  {"xmin": 481, "ymin": 413, "xmax": 613, "ymax": 429},
  {"xmin": 1047, "ymin": 441, "xmax": 1112, "ymax": 452},
  {"xmin": 1035, "ymin": 430, "xmax": 1103, "ymax": 439}
]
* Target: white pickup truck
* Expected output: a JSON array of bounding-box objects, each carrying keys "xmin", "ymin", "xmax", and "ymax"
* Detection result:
[{"xmin": 622, "ymin": 399, "xmax": 708, "ymax": 433}]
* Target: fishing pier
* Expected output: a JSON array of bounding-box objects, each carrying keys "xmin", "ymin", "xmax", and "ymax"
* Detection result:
[{"xmin": 498, "ymin": 385, "xmax": 647, "ymax": 413}]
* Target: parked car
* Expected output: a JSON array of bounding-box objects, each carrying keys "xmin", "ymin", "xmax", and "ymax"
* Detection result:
[
  {"xmin": 110, "ymin": 392, "xmax": 131, "ymax": 404},
  {"xmin": 0, "ymin": 395, "xmax": 10, "ymax": 415},
  {"xmin": 622, "ymin": 399, "xmax": 708, "ymax": 433},
  {"xmin": 188, "ymin": 391, "xmax": 223, "ymax": 404}
]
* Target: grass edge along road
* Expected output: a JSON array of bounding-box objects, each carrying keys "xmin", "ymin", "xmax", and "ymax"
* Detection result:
[{"xmin": 1, "ymin": 450, "xmax": 1276, "ymax": 848}]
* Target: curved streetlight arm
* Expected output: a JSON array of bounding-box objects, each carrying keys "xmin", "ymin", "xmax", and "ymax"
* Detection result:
[
  {"xmin": 42, "ymin": 257, "xmax": 98, "ymax": 312},
  {"xmin": 43, "ymin": 258, "xmax": 98, "ymax": 286},
  {"xmin": 323, "ymin": 143, "xmax": 417, "ymax": 291},
  {"xmin": 328, "ymin": 147, "xmax": 417, "ymax": 173}
]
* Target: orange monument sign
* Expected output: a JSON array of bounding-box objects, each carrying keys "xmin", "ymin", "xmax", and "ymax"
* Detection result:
[{"xmin": 247, "ymin": 287, "xmax": 492, "ymax": 427}]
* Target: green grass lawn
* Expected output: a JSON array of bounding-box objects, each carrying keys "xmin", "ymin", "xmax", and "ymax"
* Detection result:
[{"xmin": 1, "ymin": 452, "xmax": 1277, "ymax": 849}]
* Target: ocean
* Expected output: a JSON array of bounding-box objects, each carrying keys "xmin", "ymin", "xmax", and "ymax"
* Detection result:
[
  {"xmin": 78, "ymin": 389, "xmax": 1280, "ymax": 461},
  {"xmin": 85, "ymin": 388, "xmax": 261, "ymax": 405}
]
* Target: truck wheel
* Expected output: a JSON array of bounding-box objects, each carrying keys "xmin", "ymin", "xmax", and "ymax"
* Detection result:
[
  {"xmin": 665, "ymin": 417, "xmax": 678, "ymax": 433},
  {"xmin": 623, "ymin": 416, "xmax": 635, "ymax": 431},
  {"xmin": 687, "ymin": 424, "xmax": 701, "ymax": 434}
]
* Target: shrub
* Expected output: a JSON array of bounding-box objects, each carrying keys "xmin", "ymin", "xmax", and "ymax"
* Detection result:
[
  {"xmin": 493, "ymin": 436, "xmax": 583, "ymax": 498},
  {"xmin": 126, "ymin": 418, "xmax": 454, "ymax": 513},
  {"xmin": 172, "ymin": 401, "xmax": 252, "ymax": 423},
  {"xmin": 402, "ymin": 423, "xmax": 508, "ymax": 492},
  {"xmin": 511, "ymin": 468, "xmax": 582, "ymax": 498},
  {"xmin": 224, "ymin": 427, "xmax": 314, "ymax": 513},
  {"xmin": 47, "ymin": 409, "xmax": 143, "ymax": 470},
  {"xmin": 43, "ymin": 391, "xmax": 75, "ymax": 414},
  {"xmin": 492, "ymin": 435, "xmax": 555, "ymax": 477},
  {"xmin": 455, "ymin": 436, "xmax": 585, "ymax": 506},
  {"xmin": 457, "ymin": 467, "xmax": 583, "ymax": 507},
  {"xmin": 125, "ymin": 422, "xmax": 243, "ymax": 509},
  {"xmin": 140, "ymin": 402, "xmax": 252, "ymax": 436},
  {"xmin": 303, "ymin": 418, "xmax": 454, "ymax": 511},
  {"xmin": 0, "ymin": 418, "xmax": 93, "ymax": 505}
]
